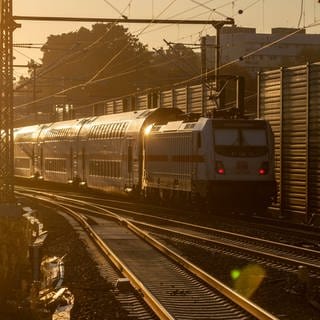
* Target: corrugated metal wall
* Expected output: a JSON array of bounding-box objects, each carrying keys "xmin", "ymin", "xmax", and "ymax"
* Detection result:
[
  {"xmin": 96, "ymin": 83, "xmax": 216, "ymax": 116},
  {"xmin": 136, "ymin": 95, "xmax": 148, "ymax": 110},
  {"xmin": 258, "ymin": 62, "xmax": 320, "ymax": 222}
]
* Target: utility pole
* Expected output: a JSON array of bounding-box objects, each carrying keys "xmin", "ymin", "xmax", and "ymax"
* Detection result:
[{"xmin": 0, "ymin": 0, "xmax": 19, "ymax": 203}]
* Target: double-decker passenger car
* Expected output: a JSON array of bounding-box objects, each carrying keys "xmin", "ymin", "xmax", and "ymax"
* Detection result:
[{"xmin": 14, "ymin": 108, "xmax": 276, "ymax": 213}]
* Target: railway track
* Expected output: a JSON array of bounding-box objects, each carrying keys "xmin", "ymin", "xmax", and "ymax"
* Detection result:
[
  {"xmin": 132, "ymin": 219, "xmax": 320, "ymax": 276},
  {"xmin": 17, "ymin": 186, "xmax": 320, "ymax": 275},
  {"xmin": 48, "ymin": 190, "xmax": 320, "ymax": 276},
  {"xmin": 16, "ymin": 188, "xmax": 277, "ymax": 320}
]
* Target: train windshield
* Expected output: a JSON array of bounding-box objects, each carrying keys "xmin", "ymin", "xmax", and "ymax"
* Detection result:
[
  {"xmin": 214, "ymin": 127, "xmax": 267, "ymax": 157},
  {"xmin": 214, "ymin": 128, "xmax": 267, "ymax": 146}
]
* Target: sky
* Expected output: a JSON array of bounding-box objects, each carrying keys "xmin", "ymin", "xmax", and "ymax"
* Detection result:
[{"xmin": 12, "ymin": 0, "xmax": 320, "ymax": 78}]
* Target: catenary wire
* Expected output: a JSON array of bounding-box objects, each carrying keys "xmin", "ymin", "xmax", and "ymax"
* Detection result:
[{"xmin": 14, "ymin": 1, "xmax": 318, "ymax": 111}]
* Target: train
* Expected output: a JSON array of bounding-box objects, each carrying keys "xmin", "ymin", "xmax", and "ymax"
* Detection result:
[{"xmin": 14, "ymin": 107, "xmax": 277, "ymax": 213}]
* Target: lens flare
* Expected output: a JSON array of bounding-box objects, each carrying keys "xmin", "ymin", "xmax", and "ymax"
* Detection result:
[
  {"xmin": 232, "ymin": 264, "xmax": 266, "ymax": 298},
  {"xmin": 231, "ymin": 269, "xmax": 241, "ymax": 280}
]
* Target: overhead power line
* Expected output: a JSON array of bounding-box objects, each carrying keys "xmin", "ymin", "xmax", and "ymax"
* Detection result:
[{"xmin": 13, "ymin": 15, "xmax": 234, "ymax": 25}]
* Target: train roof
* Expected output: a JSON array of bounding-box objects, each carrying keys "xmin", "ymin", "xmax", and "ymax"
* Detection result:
[
  {"xmin": 149, "ymin": 117, "xmax": 208, "ymax": 134},
  {"xmin": 15, "ymin": 108, "xmax": 184, "ymax": 142},
  {"xmin": 147, "ymin": 117, "xmax": 269, "ymax": 135},
  {"xmin": 14, "ymin": 124, "xmax": 44, "ymax": 142}
]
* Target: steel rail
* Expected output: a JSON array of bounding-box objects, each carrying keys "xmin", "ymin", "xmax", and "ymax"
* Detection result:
[
  {"xmin": 69, "ymin": 196, "xmax": 320, "ymax": 257},
  {"xmin": 51, "ymin": 192, "xmax": 320, "ymax": 259},
  {"xmin": 16, "ymin": 187, "xmax": 320, "ymax": 268},
  {"xmin": 131, "ymin": 219, "xmax": 320, "ymax": 272},
  {"xmin": 17, "ymin": 189, "xmax": 277, "ymax": 319},
  {"xmin": 124, "ymin": 219, "xmax": 278, "ymax": 320},
  {"xmin": 18, "ymin": 192, "xmax": 175, "ymax": 320}
]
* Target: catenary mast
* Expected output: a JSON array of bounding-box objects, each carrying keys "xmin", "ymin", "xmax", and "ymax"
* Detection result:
[{"xmin": 0, "ymin": 0, "xmax": 15, "ymax": 202}]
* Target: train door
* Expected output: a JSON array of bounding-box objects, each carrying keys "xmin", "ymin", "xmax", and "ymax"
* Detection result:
[
  {"xmin": 70, "ymin": 145, "xmax": 79, "ymax": 183},
  {"xmin": 126, "ymin": 139, "xmax": 134, "ymax": 191},
  {"xmin": 37, "ymin": 143, "xmax": 44, "ymax": 178},
  {"xmin": 81, "ymin": 146, "xmax": 87, "ymax": 184},
  {"xmin": 30, "ymin": 145, "xmax": 35, "ymax": 177}
]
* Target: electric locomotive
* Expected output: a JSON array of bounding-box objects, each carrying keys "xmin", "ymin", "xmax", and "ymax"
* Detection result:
[
  {"xmin": 142, "ymin": 116, "xmax": 276, "ymax": 212},
  {"xmin": 14, "ymin": 107, "xmax": 276, "ymax": 213}
]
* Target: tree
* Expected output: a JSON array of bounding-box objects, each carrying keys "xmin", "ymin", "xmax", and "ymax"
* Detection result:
[{"xmin": 14, "ymin": 23, "xmax": 201, "ymax": 123}]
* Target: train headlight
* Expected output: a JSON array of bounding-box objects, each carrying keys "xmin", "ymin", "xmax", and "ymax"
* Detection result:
[
  {"xmin": 144, "ymin": 124, "xmax": 153, "ymax": 136},
  {"xmin": 259, "ymin": 161, "xmax": 269, "ymax": 175},
  {"xmin": 215, "ymin": 161, "xmax": 225, "ymax": 175}
]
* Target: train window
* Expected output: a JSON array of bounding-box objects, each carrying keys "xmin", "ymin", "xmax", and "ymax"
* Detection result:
[
  {"xmin": 15, "ymin": 158, "xmax": 30, "ymax": 168},
  {"xmin": 44, "ymin": 159, "xmax": 66, "ymax": 172},
  {"xmin": 215, "ymin": 128, "xmax": 267, "ymax": 147},
  {"xmin": 87, "ymin": 160, "xmax": 121, "ymax": 177},
  {"xmin": 242, "ymin": 129, "xmax": 267, "ymax": 146},
  {"xmin": 214, "ymin": 129, "xmax": 239, "ymax": 146},
  {"xmin": 185, "ymin": 123, "xmax": 196, "ymax": 129}
]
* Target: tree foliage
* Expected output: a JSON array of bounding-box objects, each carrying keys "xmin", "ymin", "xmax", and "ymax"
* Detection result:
[{"xmin": 15, "ymin": 23, "xmax": 200, "ymax": 120}]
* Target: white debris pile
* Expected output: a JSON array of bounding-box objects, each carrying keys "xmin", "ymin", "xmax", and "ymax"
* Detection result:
[
  {"xmin": 39, "ymin": 256, "xmax": 74, "ymax": 320},
  {"xmin": 22, "ymin": 207, "xmax": 74, "ymax": 319}
]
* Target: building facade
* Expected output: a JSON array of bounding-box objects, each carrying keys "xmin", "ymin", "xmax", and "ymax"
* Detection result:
[{"xmin": 204, "ymin": 26, "xmax": 320, "ymax": 76}]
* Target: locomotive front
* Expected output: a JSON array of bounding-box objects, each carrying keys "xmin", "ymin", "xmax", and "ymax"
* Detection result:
[{"xmin": 207, "ymin": 119, "xmax": 277, "ymax": 213}]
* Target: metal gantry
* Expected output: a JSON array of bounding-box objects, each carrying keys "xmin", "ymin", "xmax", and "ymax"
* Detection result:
[{"xmin": 0, "ymin": 0, "xmax": 15, "ymax": 202}]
